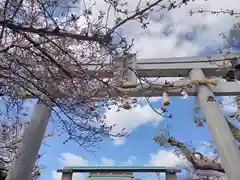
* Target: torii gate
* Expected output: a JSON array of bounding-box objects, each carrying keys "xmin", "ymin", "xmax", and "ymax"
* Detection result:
[
  {"xmin": 5, "ymin": 53, "xmax": 240, "ymax": 180},
  {"xmin": 57, "ymin": 166, "xmax": 181, "ymax": 180}
]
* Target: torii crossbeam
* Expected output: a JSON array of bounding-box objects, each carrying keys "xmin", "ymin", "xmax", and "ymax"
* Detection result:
[{"xmin": 6, "ymin": 53, "xmax": 240, "ymax": 180}]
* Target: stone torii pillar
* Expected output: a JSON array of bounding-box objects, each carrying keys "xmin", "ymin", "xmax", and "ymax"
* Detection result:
[
  {"xmin": 189, "ymin": 68, "xmax": 240, "ymax": 180},
  {"xmin": 6, "ymin": 98, "xmax": 52, "ymax": 180}
]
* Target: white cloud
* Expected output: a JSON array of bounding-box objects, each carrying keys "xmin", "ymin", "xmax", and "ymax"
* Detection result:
[
  {"xmin": 149, "ymin": 150, "xmax": 187, "ymax": 167},
  {"xmin": 99, "ymin": 155, "xmax": 136, "ymax": 166},
  {"xmin": 132, "ymin": 0, "xmax": 239, "ymax": 58},
  {"xmin": 112, "ymin": 137, "xmax": 126, "ymax": 146},
  {"xmin": 58, "ymin": 152, "xmax": 89, "ymax": 166},
  {"xmin": 88, "ymin": 0, "xmax": 240, "ymax": 59},
  {"xmin": 123, "ymin": 156, "xmax": 136, "ymax": 166},
  {"xmin": 100, "ymin": 157, "xmax": 115, "ymax": 166},
  {"xmin": 104, "ymin": 104, "xmax": 164, "ymax": 145}
]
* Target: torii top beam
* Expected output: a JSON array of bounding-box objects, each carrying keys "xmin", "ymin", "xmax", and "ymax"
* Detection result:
[{"xmin": 83, "ymin": 53, "xmax": 240, "ymax": 78}]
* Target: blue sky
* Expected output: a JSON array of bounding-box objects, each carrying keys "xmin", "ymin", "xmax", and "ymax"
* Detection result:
[
  {"xmin": 1, "ymin": 0, "xmax": 240, "ymax": 180},
  {"xmin": 38, "ymin": 95, "xmax": 236, "ymax": 180},
  {"xmin": 39, "ymin": 97, "xmax": 203, "ymax": 179}
]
